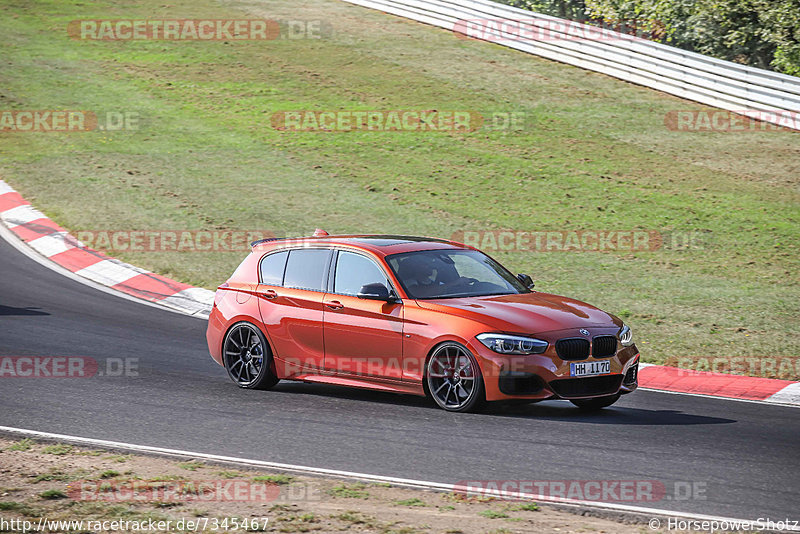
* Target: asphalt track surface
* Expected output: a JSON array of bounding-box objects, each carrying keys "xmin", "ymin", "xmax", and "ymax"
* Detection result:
[{"xmin": 1, "ymin": 236, "xmax": 797, "ymax": 521}]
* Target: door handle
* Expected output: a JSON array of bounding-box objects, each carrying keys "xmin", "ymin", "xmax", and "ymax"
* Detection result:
[
  {"xmin": 324, "ymin": 300, "xmax": 344, "ymax": 310},
  {"xmin": 261, "ymin": 289, "xmax": 278, "ymax": 299}
]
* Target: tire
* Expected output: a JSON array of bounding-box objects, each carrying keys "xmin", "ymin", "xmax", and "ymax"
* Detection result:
[
  {"xmin": 570, "ymin": 393, "xmax": 620, "ymax": 411},
  {"xmin": 222, "ymin": 322, "xmax": 280, "ymax": 390},
  {"xmin": 425, "ymin": 342, "xmax": 486, "ymax": 413}
]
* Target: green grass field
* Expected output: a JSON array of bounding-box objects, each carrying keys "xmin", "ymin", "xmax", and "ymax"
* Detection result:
[{"xmin": 1, "ymin": 0, "xmax": 798, "ymax": 377}]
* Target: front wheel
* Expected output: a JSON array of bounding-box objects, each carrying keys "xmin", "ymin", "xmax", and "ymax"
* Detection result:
[
  {"xmin": 223, "ymin": 322, "xmax": 279, "ymax": 390},
  {"xmin": 570, "ymin": 393, "xmax": 620, "ymax": 411},
  {"xmin": 426, "ymin": 343, "xmax": 485, "ymax": 412}
]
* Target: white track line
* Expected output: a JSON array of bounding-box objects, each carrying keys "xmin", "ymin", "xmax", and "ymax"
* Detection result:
[{"xmin": 1, "ymin": 425, "xmax": 795, "ymax": 530}]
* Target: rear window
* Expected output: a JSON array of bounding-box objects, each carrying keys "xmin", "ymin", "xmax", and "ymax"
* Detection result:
[
  {"xmin": 259, "ymin": 251, "xmax": 288, "ymax": 286},
  {"xmin": 283, "ymin": 249, "xmax": 331, "ymax": 291}
]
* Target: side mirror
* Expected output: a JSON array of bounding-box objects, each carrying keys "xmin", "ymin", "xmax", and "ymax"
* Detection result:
[
  {"xmin": 358, "ymin": 282, "xmax": 391, "ymax": 301},
  {"xmin": 517, "ymin": 273, "xmax": 535, "ymax": 289}
]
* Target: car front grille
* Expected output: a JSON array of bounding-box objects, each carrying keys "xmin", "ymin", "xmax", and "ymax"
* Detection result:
[
  {"xmin": 592, "ymin": 336, "xmax": 617, "ymax": 358},
  {"xmin": 555, "ymin": 338, "xmax": 590, "ymax": 360},
  {"xmin": 548, "ymin": 375, "xmax": 623, "ymax": 398}
]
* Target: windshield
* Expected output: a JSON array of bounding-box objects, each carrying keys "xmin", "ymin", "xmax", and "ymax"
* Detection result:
[{"xmin": 386, "ymin": 249, "xmax": 528, "ymax": 299}]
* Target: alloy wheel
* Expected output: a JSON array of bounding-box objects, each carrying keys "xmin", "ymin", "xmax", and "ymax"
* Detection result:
[{"xmin": 426, "ymin": 343, "xmax": 484, "ymax": 411}]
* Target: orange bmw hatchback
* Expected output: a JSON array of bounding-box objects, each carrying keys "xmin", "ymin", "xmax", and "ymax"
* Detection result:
[{"xmin": 206, "ymin": 231, "xmax": 639, "ymax": 412}]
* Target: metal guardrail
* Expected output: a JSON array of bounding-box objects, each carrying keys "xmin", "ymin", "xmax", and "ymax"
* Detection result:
[{"xmin": 341, "ymin": 0, "xmax": 800, "ymax": 131}]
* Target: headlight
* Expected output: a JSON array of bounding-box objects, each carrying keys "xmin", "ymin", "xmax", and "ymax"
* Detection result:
[
  {"xmin": 476, "ymin": 333, "xmax": 548, "ymax": 355},
  {"xmin": 619, "ymin": 324, "xmax": 634, "ymax": 346}
]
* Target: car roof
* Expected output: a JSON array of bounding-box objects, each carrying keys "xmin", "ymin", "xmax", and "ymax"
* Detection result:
[{"xmin": 251, "ymin": 234, "xmax": 473, "ymax": 257}]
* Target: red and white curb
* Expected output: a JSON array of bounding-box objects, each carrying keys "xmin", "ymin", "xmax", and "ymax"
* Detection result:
[
  {"xmin": 638, "ymin": 363, "xmax": 799, "ymax": 407},
  {"xmin": 0, "ymin": 180, "xmax": 214, "ymax": 317},
  {"xmin": 1, "ymin": 179, "xmax": 797, "ymax": 406}
]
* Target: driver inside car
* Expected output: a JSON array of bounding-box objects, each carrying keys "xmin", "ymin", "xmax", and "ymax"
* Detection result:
[{"xmin": 398, "ymin": 255, "xmax": 475, "ymax": 298}]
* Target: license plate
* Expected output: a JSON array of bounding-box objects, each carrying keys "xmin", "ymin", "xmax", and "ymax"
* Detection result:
[{"xmin": 570, "ymin": 360, "xmax": 610, "ymax": 377}]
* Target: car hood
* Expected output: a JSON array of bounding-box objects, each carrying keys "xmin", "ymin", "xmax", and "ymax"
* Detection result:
[{"xmin": 415, "ymin": 291, "xmax": 621, "ymax": 334}]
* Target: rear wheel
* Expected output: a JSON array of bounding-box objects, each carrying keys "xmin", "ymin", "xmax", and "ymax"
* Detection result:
[
  {"xmin": 570, "ymin": 393, "xmax": 620, "ymax": 411},
  {"xmin": 223, "ymin": 322, "xmax": 279, "ymax": 390},
  {"xmin": 426, "ymin": 342, "xmax": 485, "ymax": 412}
]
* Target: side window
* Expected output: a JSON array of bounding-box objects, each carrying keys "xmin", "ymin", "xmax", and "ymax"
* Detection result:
[
  {"xmin": 334, "ymin": 251, "xmax": 389, "ymax": 296},
  {"xmin": 259, "ymin": 251, "xmax": 288, "ymax": 286},
  {"xmin": 283, "ymin": 249, "xmax": 331, "ymax": 291}
]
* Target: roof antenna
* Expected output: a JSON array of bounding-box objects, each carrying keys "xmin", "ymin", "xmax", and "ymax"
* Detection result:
[{"xmin": 313, "ymin": 228, "xmax": 329, "ymax": 237}]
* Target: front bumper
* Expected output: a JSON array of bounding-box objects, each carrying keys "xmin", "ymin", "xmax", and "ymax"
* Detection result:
[{"xmin": 469, "ymin": 328, "xmax": 639, "ymax": 402}]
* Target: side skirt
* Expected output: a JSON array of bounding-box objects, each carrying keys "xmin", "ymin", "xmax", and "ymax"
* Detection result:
[{"xmin": 288, "ymin": 371, "xmax": 425, "ymax": 397}]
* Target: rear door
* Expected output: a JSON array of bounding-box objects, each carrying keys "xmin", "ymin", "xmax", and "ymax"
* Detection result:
[
  {"xmin": 257, "ymin": 248, "xmax": 332, "ymax": 374},
  {"xmin": 322, "ymin": 250, "xmax": 404, "ymax": 380}
]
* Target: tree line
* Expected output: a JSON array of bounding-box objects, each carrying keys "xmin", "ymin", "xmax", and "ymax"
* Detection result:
[{"xmin": 501, "ymin": 0, "xmax": 800, "ymax": 76}]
